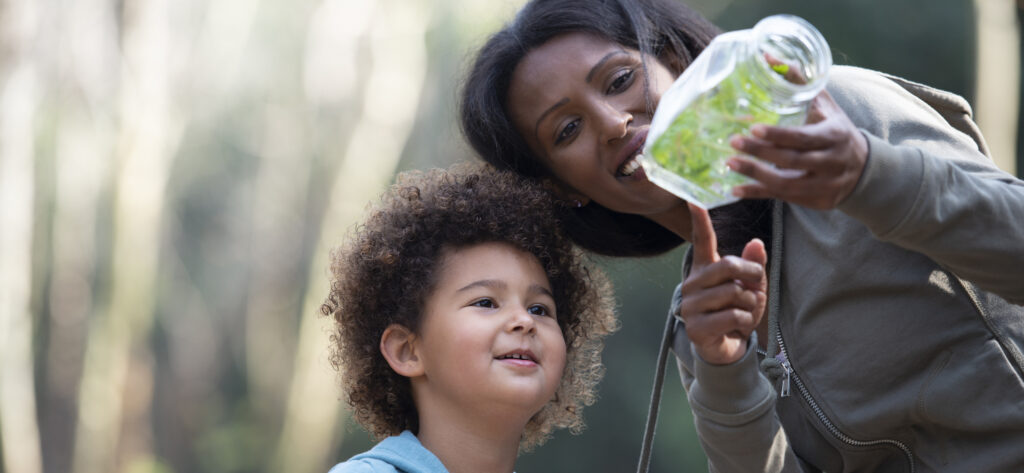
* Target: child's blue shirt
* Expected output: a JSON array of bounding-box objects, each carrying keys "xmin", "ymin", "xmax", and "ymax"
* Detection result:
[{"xmin": 327, "ymin": 430, "xmax": 448, "ymax": 473}]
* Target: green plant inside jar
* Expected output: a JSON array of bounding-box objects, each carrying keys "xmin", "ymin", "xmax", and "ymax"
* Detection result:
[{"xmin": 647, "ymin": 60, "xmax": 793, "ymax": 193}]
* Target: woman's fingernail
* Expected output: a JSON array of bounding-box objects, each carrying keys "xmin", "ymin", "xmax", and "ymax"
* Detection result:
[
  {"xmin": 750, "ymin": 125, "xmax": 766, "ymax": 138},
  {"xmin": 726, "ymin": 158, "xmax": 740, "ymax": 171}
]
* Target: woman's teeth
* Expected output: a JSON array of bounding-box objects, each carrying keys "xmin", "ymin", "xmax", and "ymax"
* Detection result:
[{"xmin": 619, "ymin": 155, "xmax": 642, "ymax": 176}]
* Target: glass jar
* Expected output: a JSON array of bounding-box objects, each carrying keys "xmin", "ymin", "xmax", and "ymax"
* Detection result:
[{"xmin": 640, "ymin": 14, "xmax": 832, "ymax": 209}]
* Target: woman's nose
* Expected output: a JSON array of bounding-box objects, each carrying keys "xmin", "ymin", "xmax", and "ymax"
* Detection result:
[{"xmin": 596, "ymin": 101, "xmax": 632, "ymax": 143}]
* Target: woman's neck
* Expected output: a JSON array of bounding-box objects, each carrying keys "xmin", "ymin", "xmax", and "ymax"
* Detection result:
[
  {"xmin": 415, "ymin": 401, "xmax": 526, "ymax": 473},
  {"xmin": 647, "ymin": 202, "xmax": 695, "ymax": 242}
]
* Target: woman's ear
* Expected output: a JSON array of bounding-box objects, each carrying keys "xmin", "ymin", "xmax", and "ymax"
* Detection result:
[
  {"xmin": 380, "ymin": 324, "xmax": 424, "ymax": 377},
  {"xmin": 541, "ymin": 178, "xmax": 591, "ymax": 208}
]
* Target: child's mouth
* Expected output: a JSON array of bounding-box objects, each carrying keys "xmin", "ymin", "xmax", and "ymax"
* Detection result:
[
  {"xmin": 498, "ymin": 353, "xmax": 534, "ymax": 361},
  {"xmin": 496, "ymin": 351, "xmax": 538, "ymax": 366}
]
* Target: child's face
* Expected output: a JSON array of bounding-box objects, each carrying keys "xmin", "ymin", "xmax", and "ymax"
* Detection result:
[
  {"xmin": 507, "ymin": 32, "xmax": 683, "ymax": 217},
  {"xmin": 414, "ymin": 241, "xmax": 567, "ymax": 418}
]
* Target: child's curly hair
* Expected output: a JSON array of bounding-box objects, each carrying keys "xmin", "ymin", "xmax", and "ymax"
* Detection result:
[{"xmin": 321, "ymin": 164, "xmax": 618, "ymax": 450}]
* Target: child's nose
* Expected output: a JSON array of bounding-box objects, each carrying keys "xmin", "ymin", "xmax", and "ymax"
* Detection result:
[{"xmin": 507, "ymin": 307, "xmax": 537, "ymax": 334}]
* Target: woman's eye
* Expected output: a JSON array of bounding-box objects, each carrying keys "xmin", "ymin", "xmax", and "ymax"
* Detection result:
[
  {"xmin": 608, "ymin": 69, "xmax": 635, "ymax": 94},
  {"xmin": 528, "ymin": 304, "xmax": 552, "ymax": 317},
  {"xmin": 472, "ymin": 298, "xmax": 496, "ymax": 308},
  {"xmin": 555, "ymin": 119, "xmax": 579, "ymax": 144}
]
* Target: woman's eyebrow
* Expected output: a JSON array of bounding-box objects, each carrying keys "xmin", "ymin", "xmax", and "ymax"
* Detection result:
[{"xmin": 585, "ymin": 49, "xmax": 629, "ymax": 83}]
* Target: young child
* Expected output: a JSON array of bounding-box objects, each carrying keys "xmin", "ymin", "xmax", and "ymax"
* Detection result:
[{"xmin": 321, "ymin": 164, "xmax": 618, "ymax": 473}]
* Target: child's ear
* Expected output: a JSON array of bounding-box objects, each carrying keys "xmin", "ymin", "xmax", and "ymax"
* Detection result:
[
  {"xmin": 541, "ymin": 178, "xmax": 590, "ymax": 208},
  {"xmin": 380, "ymin": 324, "xmax": 424, "ymax": 377}
]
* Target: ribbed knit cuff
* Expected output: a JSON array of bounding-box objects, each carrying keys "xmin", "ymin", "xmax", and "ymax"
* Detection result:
[{"xmin": 688, "ymin": 336, "xmax": 776, "ymax": 426}]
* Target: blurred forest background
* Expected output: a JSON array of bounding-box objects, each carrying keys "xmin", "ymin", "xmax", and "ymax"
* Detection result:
[{"xmin": 0, "ymin": 0, "xmax": 1021, "ymax": 472}]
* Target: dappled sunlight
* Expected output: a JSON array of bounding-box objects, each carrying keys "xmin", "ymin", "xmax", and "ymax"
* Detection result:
[{"xmin": 0, "ymin": 0, "xmax": 520, "ymax": 472}]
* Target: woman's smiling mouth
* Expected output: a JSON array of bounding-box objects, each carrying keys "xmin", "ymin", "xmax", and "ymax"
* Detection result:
[
  {"xmin": 615, "ymin": 129, "xmax": 648, "ymax": 178},
  {"xmin": 618, "ymin": 153, "xmax": 642, "ymax": 176}
]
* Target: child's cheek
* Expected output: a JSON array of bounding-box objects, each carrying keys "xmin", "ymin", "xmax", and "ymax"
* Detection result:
[{"xmin": 552, "ymin": 337, "xmax": 568, "ymax": 378}]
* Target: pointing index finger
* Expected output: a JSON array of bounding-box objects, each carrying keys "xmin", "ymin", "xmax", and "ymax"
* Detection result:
[{"xmin": 688, "ymin": 202, "xmax": 720, "ymax": 269}]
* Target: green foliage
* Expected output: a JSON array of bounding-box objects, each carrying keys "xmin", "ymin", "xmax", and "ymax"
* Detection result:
[{"xmin": 649, "ymin": 60, "xmax": 784, "ymax": 202}]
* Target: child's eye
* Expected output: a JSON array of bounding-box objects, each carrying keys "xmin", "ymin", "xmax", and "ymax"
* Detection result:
[
  {"xmin": 607, "ymin": 68, "xmax": 635, "ymax": 94},
  {"xmin": 528, "ymin": 304, "xmax": 553, "ymax": 317},
  {"xmin": 555, "ymin": 119, "xmax": 580, "ymax": 145},
  {"xmin": 471, "ymin": 298, "xmax": 496, "ymax": 308}
]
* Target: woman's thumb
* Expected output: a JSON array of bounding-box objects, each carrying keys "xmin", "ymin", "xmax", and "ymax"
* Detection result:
[{"xmin": 741, "ymin": 238, "xmax": 767, "ymax": 269}]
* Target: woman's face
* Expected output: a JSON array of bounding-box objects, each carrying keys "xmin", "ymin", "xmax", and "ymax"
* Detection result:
[{"xmin": 507, "ymin": 32, "xmax": 682, "ymax": 218}]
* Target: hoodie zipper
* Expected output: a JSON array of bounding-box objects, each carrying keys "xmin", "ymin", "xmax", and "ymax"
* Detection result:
[{"xmin": 760, "ymin": 338, "xmax": 916, "ymax": 473}]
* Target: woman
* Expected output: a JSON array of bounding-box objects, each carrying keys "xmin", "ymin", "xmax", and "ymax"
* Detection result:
[{"xmin": 459, "ymin": 0, "xmax": 1024, "ymax": 471}]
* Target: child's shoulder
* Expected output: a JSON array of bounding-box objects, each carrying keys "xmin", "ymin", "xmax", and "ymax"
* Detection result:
[
  {"xmin": 327, "ymin": 458, "xmax": 395, "ymax": 473},
  {"xmin": 326, "ymin": 431, "xmax": 448, "ymax": 473}
]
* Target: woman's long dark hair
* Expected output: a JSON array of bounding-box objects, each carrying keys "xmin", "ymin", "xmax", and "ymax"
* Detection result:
[{"xmin": 460, "ymin": 0, "xmax": 770, "ymax": 257}]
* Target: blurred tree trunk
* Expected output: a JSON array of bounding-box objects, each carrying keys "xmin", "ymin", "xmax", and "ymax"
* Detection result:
[
  {"xmin": 270, "ymin": 0, "xmax": 432, "ymax": 472},
  {"xmin": 974, "ymin": 0, "xmax": 1021, "ymax": 175},
  {"xmin": 41, "ymin": 0, "xmax": 120, "ymax": 472},
  {"xmin": 70, "ymin": 0, "xmax": 184, "ymax": 471},
  {"xmin": 0, "ymin": 0, "xmax": 43, "ymax": 472},
  {"xmin": 242, "ymin": 6, "xmax": 312, "ymax": 436}
]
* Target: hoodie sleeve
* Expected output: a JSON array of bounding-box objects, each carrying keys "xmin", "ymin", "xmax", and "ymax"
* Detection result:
[
  {"xmin": 831, "ymin": 66, "xmax": 1024, "ymax": 305},
  {"xmin": 670, "ymin": 285, "xmax": 807, "ymax": 473}
]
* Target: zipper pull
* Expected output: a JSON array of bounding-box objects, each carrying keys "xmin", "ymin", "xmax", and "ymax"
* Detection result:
[{"xmin": 775, "ymin": 353, "xmax": 792, "ymax": 398}]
